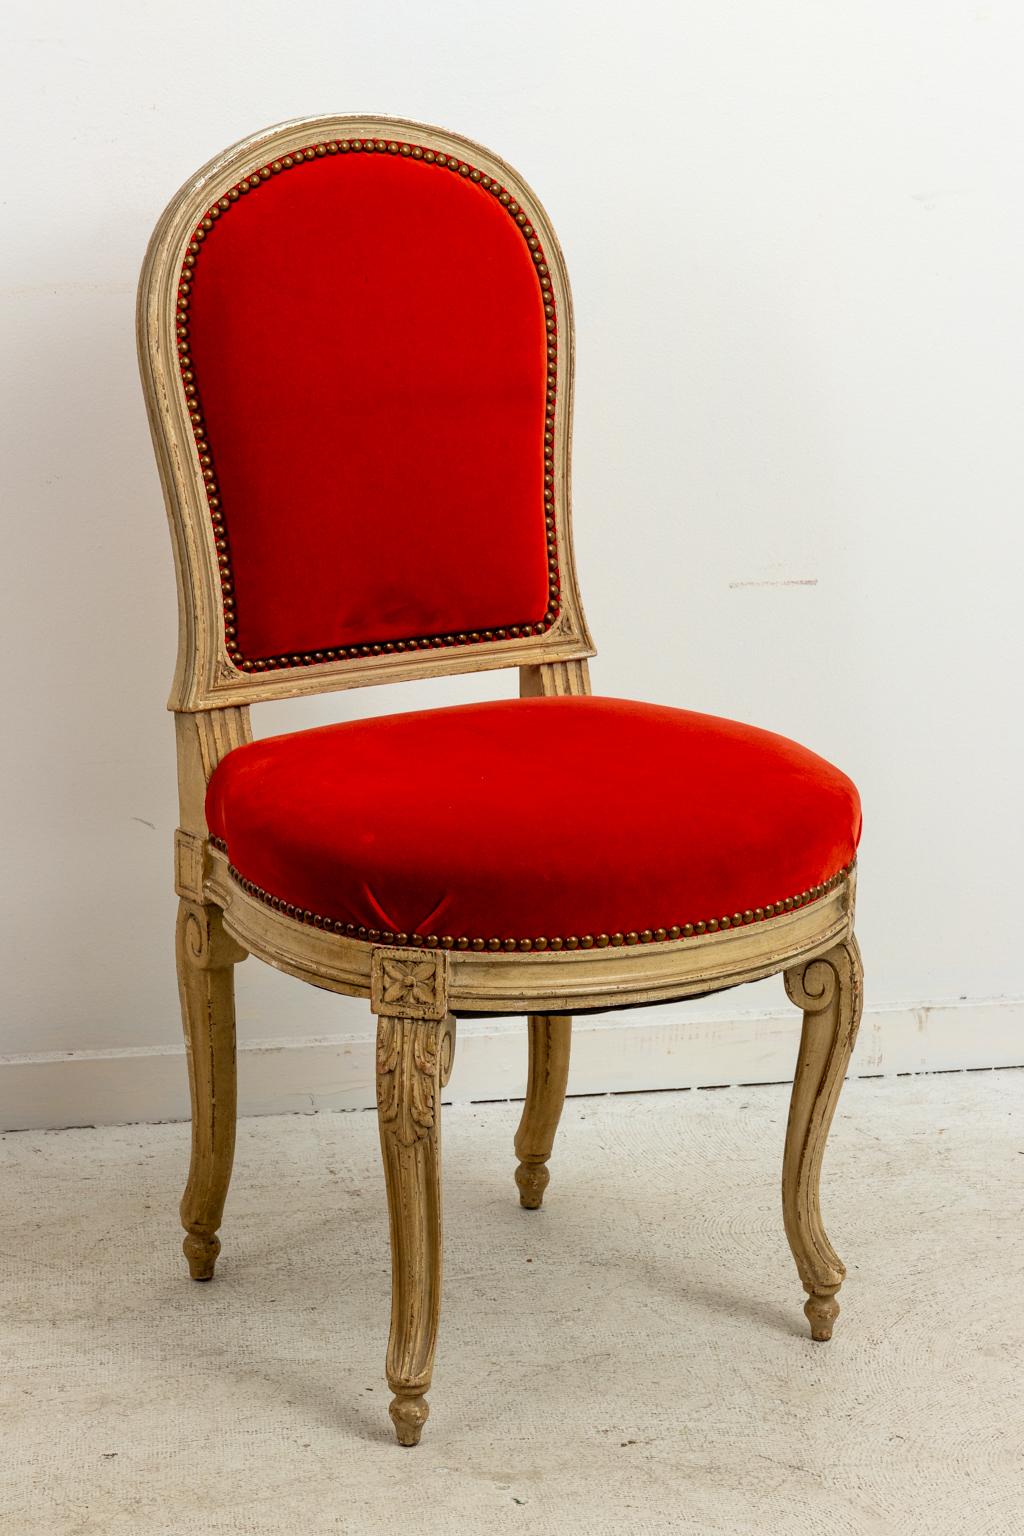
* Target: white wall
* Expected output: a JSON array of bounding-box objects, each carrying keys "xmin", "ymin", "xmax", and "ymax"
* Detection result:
[{"xmin": 3, "ymin": 1, "xmax": 1022, "ymax": 1126}]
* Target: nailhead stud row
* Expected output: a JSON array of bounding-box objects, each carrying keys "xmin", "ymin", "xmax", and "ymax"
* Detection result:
[
  {"xmin": 208, "ymin": 837, "xmax": 855, "ymax": 952},
  {"xmin": 176, "ymin": 138, "xmax": 561, "ymax": 674}
]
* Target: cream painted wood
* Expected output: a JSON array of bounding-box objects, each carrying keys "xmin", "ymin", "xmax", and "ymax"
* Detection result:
[
  {"xmin": 371, "ymin": 949, "xmax": 455, "ymax": 1445},
  {"xmin": 174, "ymin": 708, "xmax": 252, "ymax": 898},
  {"xmin": 514, "ymin": 1015, "xmax": 573, "ymax": 1208},
  {"xmin": 174, "ymin": 708, "xmax": 252, "ymax": 832},
  {"xmin": 519, "ymin": 658, "xmax": 592, "ymax": 697},
  {"xmin": 139, "ymin": 114, "xmax": 865, "ymax": 1446},
  {"xmin": 176, "ymin": 899, "xmax": 246, "ymax": 1280},
  {"xmin": 783, "ymin": 937, "xmax": 864, "ymax": 1340}
]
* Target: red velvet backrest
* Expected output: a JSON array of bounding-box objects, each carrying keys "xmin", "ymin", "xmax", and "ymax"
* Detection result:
[{"xmin": 178, "ymin": 135, "xmax": 559, "ymax": 674}]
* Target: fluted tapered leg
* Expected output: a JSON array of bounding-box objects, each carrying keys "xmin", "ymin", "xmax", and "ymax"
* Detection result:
[
  {"xmin": 371, "ymin": 949, "xmax": 454, "ymax": 1446},
  {"xmin": 514, "ymin": 1015, "xmax": 572, "ymax": 1208},
  {"xmin": 176, "ymin": 899, "xmax": 246, "ymax": 1280},
  {"xmin": 782, "ymin": 936, "xmax": 864, "ymax": 1340}
]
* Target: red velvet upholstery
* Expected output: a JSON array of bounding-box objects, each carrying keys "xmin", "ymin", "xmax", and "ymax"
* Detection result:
[
  {"xmin": 180, "ymin": 140, "xmax": 556, "ymax": 670},
  {"xmin": 206, "ymin": 697, "xmax": 861, "ymax": 949}
]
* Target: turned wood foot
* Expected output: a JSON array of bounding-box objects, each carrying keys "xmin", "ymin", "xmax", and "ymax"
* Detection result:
[
  {"xmin": 176, "ymin": 899, "xmax": 246, "ymax": 1281},
  {"xmin": 514, "ymin": 1015, "xmax": 571, "ymax": 1209},
  {"xmin": 389, "ymin": 1392, "xmax": 430, "ymax": 1446},
  {"xmin": 804, "ymin": 1290, "xmax": 841, "ymax": 1342},
  {"xmin": 183, "ymin": 1231, "xmax": 220, "ymax": 1281},
  {"xmin": 372, "ymin": 949, "xmax": 454, "ymax": 1446},
  {"xmin": 783, "ymin": 936, "xmax": 863, "ymax": 1341},
  {"xmin": 514, "ymin": 1162, "xmax": 550, "ymax": 1209}
]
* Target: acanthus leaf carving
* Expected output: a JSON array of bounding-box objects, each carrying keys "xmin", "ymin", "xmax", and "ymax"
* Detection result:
[{"xmin": 375, "ymin": 1015, "xmax": 454, "ymax": 1147}]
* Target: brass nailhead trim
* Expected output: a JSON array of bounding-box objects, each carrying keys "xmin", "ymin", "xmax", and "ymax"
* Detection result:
[
  {"xmin": 208, "ymin": 837, "xmax": 855, "ymax": 953},
  {"xmin": 178, "ymin": 138, "xmax": 561, "ymax": 674}
]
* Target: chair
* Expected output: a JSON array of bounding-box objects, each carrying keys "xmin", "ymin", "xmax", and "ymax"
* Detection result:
[{"xmin": 137, "ymin": 115, "xmax": 863, "ymax": 1447}]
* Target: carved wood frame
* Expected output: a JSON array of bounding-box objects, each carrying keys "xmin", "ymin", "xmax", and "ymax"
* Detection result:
[{"xmin": 139, "ymin": 115, "xmax": 863, "ymax": 1448}]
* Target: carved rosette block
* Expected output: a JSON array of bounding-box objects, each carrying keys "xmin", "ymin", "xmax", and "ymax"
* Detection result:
[
  {"xmin": 514, "ymin": 1015, "xmax": 572, "ymax": 1208},
  {"xmin": 782, "ymin": 936, "xmax": 864, "ymax": 1341},
  {"xmin": 371, "ymin": 948, "xmax": 454, "ymax": 1445},
  {"xmin": 176, "ymin": 899, "xmax": 247, "ymax": 1280}
]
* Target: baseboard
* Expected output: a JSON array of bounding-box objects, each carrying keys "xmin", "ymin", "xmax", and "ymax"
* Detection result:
[{"xmin": 1, "ymin": 998, "xmax": 1021, "ymax": 1132}]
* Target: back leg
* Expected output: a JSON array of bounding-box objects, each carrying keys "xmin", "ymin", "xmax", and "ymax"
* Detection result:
[
  {"xmin": 514, "ymin": 1015, "xmax": 572, "ymax": 1209},
  {"xmin": 176, "ymin": 899, "xmax": 246, "ymax": 1279}
]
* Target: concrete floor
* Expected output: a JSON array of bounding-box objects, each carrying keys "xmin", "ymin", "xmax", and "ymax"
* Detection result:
[{"xmin": 1, "ymin": 1072, "xmax": 1022, "ymax": 1535}]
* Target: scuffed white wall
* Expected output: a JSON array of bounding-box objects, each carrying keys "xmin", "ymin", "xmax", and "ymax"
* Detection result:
[{"xmin": 2, "ymin": 1, "xmax": 1021, "ymax": 1092}]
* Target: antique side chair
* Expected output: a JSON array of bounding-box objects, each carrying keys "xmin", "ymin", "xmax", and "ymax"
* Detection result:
[{"xmin": 137, "ymin": 115, "xmax": 864, "ymax": 1447}]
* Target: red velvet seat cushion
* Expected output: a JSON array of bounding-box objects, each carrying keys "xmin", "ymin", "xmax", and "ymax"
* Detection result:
[{"xmin": 205, "ymin": 697, "xmax": 860, "ymax": 950}]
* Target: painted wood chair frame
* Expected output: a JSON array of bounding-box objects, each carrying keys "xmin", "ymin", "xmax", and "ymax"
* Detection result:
[{"xmin": 138, "ymin": 114, "xmax": 863, "ymax": 1447}]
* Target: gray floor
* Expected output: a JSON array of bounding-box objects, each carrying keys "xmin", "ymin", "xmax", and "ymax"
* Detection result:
[{"xmin": 2, "ymin": 1072, "xmax": 1022, "ymax": 1535}]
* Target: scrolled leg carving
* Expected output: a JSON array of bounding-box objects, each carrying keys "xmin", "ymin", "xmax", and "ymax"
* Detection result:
[
  {"xmin": 371, "ymin": 949, "xmax": 453, "ymax": 1446},
  {"xmin": 783, "ymin": 936, "xmax": 864, "ymax": 1340},
  {"xmin": 514, "ymin": 1015, "xmax": 572, "ymax": 1209},
  {"xmin": 176, "ymin": 899, "xmax": 246, "ymax": 1280}
]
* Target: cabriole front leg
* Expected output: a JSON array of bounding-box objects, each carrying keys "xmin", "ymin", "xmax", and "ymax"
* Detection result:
[
  {"xmin": 371, "ymin": 949, "xmax": 454, "ymax": 1447},
  {"xmin": 176, "ymin": 899, "xmax": 247, "ymax": 1280},
  {"xmin": 782, "ymin": 936, "xmax": 864, "ymax": 1340}
]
